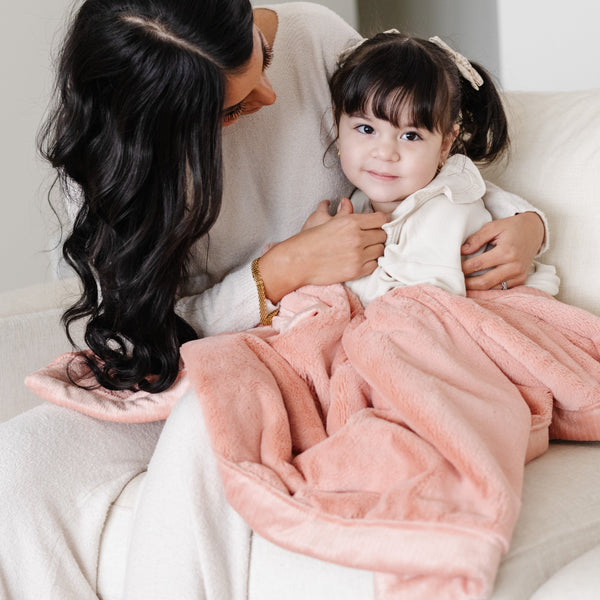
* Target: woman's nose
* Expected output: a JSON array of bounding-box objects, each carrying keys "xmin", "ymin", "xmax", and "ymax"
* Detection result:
[{"xmin": 247, "ymin": 72, "xmax": 276, "ymax": 109}]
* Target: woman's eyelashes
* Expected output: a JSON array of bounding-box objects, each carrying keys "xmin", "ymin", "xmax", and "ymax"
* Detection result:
[
  {"xmin": 223, "ymin": 103, "xmax": 245, "ymax": 123},
  {"xmin": 262, "ymin": 41, "xmax": 273, "ymax": 70},
  {"xmin": 222, "ymin": 40, "xmax": 272, "ymax": 123}
]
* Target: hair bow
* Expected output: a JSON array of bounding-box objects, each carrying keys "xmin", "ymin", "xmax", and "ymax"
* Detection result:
[
  {"xmin": 429, "ymin": 36, "xmax": 484, "ymax": 90},
  {"xmin": 343, "ymin": 28, "xmax": 401, "ymax": 56}
]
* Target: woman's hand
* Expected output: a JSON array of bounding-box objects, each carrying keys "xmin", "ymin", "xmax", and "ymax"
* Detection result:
[
  {"xmin": 461, "ymin": 212, "xmax": 545, "ymax": 290},
  {"xmin": 258, "ymin": 197, "xmax": 387, "ymax": 302},
  {"xmin": 300, "ymin": 199, "xmax": 338, "ymax": 230}
]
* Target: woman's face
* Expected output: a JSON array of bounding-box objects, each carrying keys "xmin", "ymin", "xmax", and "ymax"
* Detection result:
[{"xmin": 222, "ymin": 25, "xmax": 276, "ymax": 126}]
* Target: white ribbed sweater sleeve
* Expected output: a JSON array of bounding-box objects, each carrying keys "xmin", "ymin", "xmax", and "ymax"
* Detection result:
[{"xmin": 176, "ymin": 260, "xmax": 267, "ymax": 338}]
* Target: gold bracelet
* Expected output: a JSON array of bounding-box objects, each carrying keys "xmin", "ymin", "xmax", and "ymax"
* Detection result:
[{"xmin": 251, "ymin": 258, "xmax": 279, "ymax": 326}]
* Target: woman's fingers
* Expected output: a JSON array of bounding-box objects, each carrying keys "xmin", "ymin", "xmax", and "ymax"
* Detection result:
[
  {"xmin": 336, "ymin": 196, "xmax": 354, "ymax": 214},
  {"xmin": 301, "ymin": 200, "xmax": 332, "ymax": 230},
  {"xmin": 462, "ymin": 213, "xmax": 544, "ymax": 290},
  {"xmin": 262, "ymin": 209, "xmax": 388, "ymax": 300}
]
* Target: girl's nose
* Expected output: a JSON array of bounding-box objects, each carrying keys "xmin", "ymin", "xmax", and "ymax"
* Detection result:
[{"xmin": 372, "ymin": 140, "xmax": 399, "ymax": 161}]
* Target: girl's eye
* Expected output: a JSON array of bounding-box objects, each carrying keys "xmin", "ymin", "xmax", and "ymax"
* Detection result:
[
  {"xmin": 356, "ymin": 124, "xmax": 375, "ymax": 135},
  {"xmin": 402, "ymin": 131, "xmax": 421, "ymax": 141}
]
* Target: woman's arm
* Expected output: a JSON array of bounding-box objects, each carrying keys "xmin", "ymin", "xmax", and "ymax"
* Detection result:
[
  {"xmin": 176, "ymin": 200, "xmax": 386, "ymax": 336},
  {"xmin": 461, "ymin": 212, "xmax": 545, "ymax": 290}
]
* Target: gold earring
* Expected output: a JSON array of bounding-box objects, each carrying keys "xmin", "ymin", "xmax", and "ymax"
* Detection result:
[{"xmin": 337, "ymin": 148, "xmax": 340, "ymax": 158}]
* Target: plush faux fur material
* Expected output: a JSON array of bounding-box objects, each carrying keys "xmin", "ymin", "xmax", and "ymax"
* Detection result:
[
  {"xmin": 181, "ymin": 284, "xmax": 600, "ymax": 600},
  {"xmin": 25, "ymin": 352, "xmax": 188, "ymax": 423}
]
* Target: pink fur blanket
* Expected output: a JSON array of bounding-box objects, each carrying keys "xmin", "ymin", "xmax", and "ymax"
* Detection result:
[
  {"xmin": 180, "ymin": 284, "xmax": 600, "ymax": 600},
  {"xmin": 26, "ymin": 284, "xmax": 600, "ymax": 599}
]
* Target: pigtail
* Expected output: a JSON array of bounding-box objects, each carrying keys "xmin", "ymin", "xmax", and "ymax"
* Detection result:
[{"xmin": 454, "ymin": 62, "xmax": 509, "ymax": 165}]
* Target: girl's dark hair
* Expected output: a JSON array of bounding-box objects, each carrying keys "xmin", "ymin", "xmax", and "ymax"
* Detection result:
[
  {"xmin": 39, "ymin": 0, "xmax": 254, "ymax": 392},
  {"xmin": 329, "ymin": 31, "xmax": 508, "ymax": 164}
]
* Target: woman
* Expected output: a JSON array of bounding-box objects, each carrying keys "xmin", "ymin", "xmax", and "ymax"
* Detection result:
[
  {"xmin": 43, "ymin": 0, "xmax": 544, "ymax": 395},
  {"xmin": 0, "ymin": 0, "xmax": 546, "ymax": 598}
]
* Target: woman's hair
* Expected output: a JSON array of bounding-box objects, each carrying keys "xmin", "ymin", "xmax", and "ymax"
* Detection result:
[
  {"xmin": 329, "ymin": 31, "xmax": 508, "ymax": 164},
  {"xmin": 39, "ymin": 0, "xmax": 254, "ymax": 392}
]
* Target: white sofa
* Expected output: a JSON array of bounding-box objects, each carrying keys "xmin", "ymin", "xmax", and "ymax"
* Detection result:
[{"xmin": 1, "ymin": 90, "xmax": 600, "ymax": 599}]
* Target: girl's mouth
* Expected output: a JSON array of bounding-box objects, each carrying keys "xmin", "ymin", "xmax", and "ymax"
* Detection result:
[{"xmin": 367, "ymin": 170, "xmax": 398, "ymax": 182}]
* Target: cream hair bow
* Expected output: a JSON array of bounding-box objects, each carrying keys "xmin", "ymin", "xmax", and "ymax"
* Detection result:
[
  {"xmin": 429, "ymin": 36, "xmax": 484, "ymax": 90},
  {"xmin": 344, "ymin": 29, "xmax": 400, "ymax": 56}
]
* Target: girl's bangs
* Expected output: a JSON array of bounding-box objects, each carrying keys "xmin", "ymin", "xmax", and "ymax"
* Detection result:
[{"xmin": 340, "ymin": 43, "xmax": 451, "ymax": 133}]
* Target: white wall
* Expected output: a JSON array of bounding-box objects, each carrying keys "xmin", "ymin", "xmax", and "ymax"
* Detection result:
[
  {"xmin": 358, "ymin": 0, "xmax": 600, "ymax": 92},
  {"xmin": 0, "ymin": 0, "xmax": 72, "ymax": 292},
  {"xmin": 497, "ymin": 0, "xmax": 600, "ymax": 91},
  {"xmin": 357, "ymin": 0, "xmax": 499, "ymax": 83}
]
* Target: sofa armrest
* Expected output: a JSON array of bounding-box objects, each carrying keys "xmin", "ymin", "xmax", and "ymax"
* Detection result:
[{"xmin": 0, "ymin": 278, "xmax": 83, "ymax": 423}]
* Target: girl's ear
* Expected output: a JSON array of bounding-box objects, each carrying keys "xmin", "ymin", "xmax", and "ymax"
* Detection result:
[{"xmin": 440, "ymin": 123, "xmax": 460, "ymax": 163}]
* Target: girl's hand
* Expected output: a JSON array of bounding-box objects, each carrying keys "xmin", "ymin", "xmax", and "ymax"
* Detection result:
[
  {"xmin": 461, "ymin": 212, "xmax": 545, "ymax": 290},
  {"xmin": 259, "ymin": 197, "xmax": 387, "ymax": 302}
]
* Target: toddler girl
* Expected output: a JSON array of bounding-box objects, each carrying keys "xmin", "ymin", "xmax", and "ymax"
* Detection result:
[{"xmin": 329, "ymin": 31, "xmax": 558, "ymax": 305}]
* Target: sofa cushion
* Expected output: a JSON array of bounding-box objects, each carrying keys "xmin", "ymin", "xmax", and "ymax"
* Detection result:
[
  {"xmin": 481, "ymin": 90, "xmax": 600, "ymax": 316},
  {"xmin": 528, "ymin": 544, "xmax": 600, "ymax": 599},
  {"xmin": 0, "ymin": 279, "xmax": 82, "ymax": 422}
]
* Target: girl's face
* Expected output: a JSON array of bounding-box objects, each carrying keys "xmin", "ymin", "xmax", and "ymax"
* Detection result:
[
  {"xmin": 222, "ymin": 25, "xmax": 276, "ymax": 126},
  {"xmin": 337, "ymin": 107, "xmax": 456, "ymax": 213}
]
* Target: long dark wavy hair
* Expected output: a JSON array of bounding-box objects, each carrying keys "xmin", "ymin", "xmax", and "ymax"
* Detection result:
[
  {"xmin": 39, "ymin": 0, "xmax": 254, "ymax": 392},
  {"xmin": 330, "ymin": 31, "xmax": 509, "ymax": 164}
]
